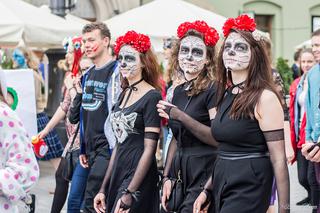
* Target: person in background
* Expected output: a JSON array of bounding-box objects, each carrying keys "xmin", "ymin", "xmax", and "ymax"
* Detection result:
[
  {"xmin": 292, "ymin": 49, "xmax": 301, "ymax": 80},
  {"xmin": 301, "ymin": 28, "xmax": 320, "ymax": 211},
  {"xmin": 289, "ymin": 48, "xmax": 318, "ymax": 208},
  {"xmin": 12, "ymin": 48, "xmax": 64, "ymax": 170},
  {"xmin": 0, "ymin": 70, "xmax": 39, "ymax": 212},
  {"xmin": 38, "ymin": 36, "xmax": 93, "ymax": 213}
]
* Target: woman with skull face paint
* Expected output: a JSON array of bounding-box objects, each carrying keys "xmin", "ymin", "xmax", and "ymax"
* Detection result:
[
  {"xmin": 185, "ymin": 15, "xmax": 289, "ymax": 213},
  {"xmin": 157, "ymin": 21, "xmax": 219, "ymax": 213},
  {"xmin": 93, "ymin": 31, "xmax": 162, "ymax": 213}
]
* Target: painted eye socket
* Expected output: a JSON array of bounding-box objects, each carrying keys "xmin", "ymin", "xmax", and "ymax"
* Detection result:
[
  {"xmin": 180, "ymin": 46, "xmax": 189, "ymax": 54},
  {"xmin": 192, "ymin": 48, "xmax": 204, "ymax": 57},
  {"xmin": 125, "ymin": 55, "xmax": 136, "ymax": 62},
  {"xmin": 235, "ymin": 43, "xmax": 248, "ymax": 52},
  {"xmin": 224, "ymin": 43, "xmax": 231, "ymax": 51}
]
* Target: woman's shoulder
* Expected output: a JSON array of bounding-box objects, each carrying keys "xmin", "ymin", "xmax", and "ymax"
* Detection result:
[
  {"xmin": 144, "ymin": 89, "xmax": 162, "ymax": 100},
  {"xmin": 259, "ymin": 89, "xmax": 281, "ymax": 107}
]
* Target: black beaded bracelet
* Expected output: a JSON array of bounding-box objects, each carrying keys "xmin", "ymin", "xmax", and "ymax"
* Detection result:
[{"xmin": 122, "ymin": 188, "xmax": 140, "ymax": 202}]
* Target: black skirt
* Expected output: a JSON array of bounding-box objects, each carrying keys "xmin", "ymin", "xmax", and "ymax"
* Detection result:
[{"xmin": 213, "ymin": 157, "xmax": 273, "ymax": 213}]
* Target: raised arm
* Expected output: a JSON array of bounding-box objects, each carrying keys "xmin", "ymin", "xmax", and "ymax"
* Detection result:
[{"xmin": 157, "ymin": 101, "xmax": 218, "ymax": 147}]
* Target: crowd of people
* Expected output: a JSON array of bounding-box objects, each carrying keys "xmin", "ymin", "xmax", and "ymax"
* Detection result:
[{"xmin": 0, "ymin": 13, "xmax": 320, "ymax": 213}]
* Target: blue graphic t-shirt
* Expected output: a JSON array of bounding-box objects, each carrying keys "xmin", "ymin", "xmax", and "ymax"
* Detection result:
[{"xmin": 82, "ymin": 60, "xmax": 116, "ymax": 153}]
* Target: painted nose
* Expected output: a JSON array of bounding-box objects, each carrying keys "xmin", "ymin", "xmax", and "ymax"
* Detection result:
[
  {"xmin": 186, "ymin": 52, "xmax": 193, "ymax": 61},
  {"xmin": 228, "ymin": 49, "xmax": 236, "ymax": 56},
  {"xmin": 120, "ymin": 60, "xmax": 127, "ymax": 68}
]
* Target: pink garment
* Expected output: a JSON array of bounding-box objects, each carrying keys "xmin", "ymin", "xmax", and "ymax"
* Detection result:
[
  {"xmin": 60, "ymin": 76, "xmax": 80, "ymax": 156},
  {"xmin": 0, "ymin": 102, "xmax": 39, "ymax": 212}
]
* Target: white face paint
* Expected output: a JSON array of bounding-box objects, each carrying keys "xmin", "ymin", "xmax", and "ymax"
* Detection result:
[
  {"xmin": 223, "ymin": 32, "xmax": 251, "ymax": 72},
  {"xmin": 118, "ymin": 45, "xmax": 141, "ymax": 79},
  {"xmin": 178, "ymin": 36, "xmax": 207, "ymax": 76}
]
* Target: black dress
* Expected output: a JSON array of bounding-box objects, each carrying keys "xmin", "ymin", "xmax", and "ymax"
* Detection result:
[
  {"xmin": 107, "ymin": 89, "xmax": 161, "ymax": 213},
  {"xmin": 168, "ymin": 82, "xmax": 217, "ymax": 212},
  {"xmin": 211, "ymin": 89, "xmax": 273, "ymax": 213}
]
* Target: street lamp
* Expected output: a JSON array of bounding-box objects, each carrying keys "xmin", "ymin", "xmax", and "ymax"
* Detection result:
[{"xmin": 49, "ymin": 0, "xmax": 77, "ymax": 17}]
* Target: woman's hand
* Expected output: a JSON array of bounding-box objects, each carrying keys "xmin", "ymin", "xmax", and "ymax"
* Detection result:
[
  {"xmin": 302, "ymin": 141, "xmax": 320, "ymax": 162},
  {"xmin": 38, "ymin": 128, "xmax": 49, "ymax": 139},
  {"xmin": 161, "ymin": 179, "xmax": 172, "ymax": 212},
  {"xmin": 114, "ymin": 193, "xmax": 132, "ymax": 213},
  {"xmin": 73, "ymin": 75, "xmax": 82, "ymax": 94},
  {"xmin": 93, "ymin": 192, "xmax": 106, "ymax": 213},
  {"xmin": 157, "ymin": 100, "xmax": 177, "ymax": 119},
  {"xmin": 193, "ymin": 191, "xmax": 210, "ymax": 213}
]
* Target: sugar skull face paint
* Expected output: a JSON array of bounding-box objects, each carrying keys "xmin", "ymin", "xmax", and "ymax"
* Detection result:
[
  {"xmin": 223, "ymin": 32, "xmax": 251, "ymax": 71},
  {"xmin": 118, "ymin": 45, "xmax": 141, "ymax": 79},
  {"xmin": 178, "ymin": 36, "xmax": 207, "ymax": 75}
]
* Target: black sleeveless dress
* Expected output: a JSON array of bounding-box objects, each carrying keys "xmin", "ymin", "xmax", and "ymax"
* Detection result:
[
  {"xmin": 168, "ymin": 82, "xmax": 217, "ymax": 212},
  {"xmin": 211, "ymin": 89, "xmax": 273, "ymax": 213}
]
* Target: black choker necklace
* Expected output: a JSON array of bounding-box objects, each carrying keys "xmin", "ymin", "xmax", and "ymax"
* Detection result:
[
  {"xmin": 118, "ymin": 78, "xmax": 144, "ymax": 110},
  {"xmin": 231, "ymin": 81, "xmax": 245, "ymax": 90},
  {"xmin": 127, "ymin": 78, "xmax": 144, "ymax": 91}
]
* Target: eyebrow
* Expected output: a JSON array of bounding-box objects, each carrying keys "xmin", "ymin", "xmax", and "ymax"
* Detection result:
[{"xmin": 235, "ymin": 42, "xmax": 248, "ymax": 46}]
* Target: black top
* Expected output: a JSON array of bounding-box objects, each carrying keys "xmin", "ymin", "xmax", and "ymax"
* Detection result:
[
  {"xmin": 211, "ymin": 89, "xmax": 268, "ymax": 153},
  {"xmin": 169, "ymin": 82, "xmax": 217, "ymax": 148},
  {"xmin": 111, "ymin": 89, "xmax": 162, "ymax": 146},
  {"xmin": 81, "ymin": 61, "xmax": 117, "ymax": 153}
]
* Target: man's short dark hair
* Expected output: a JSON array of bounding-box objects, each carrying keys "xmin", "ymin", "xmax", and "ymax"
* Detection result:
[
  {"xmin": 82, "ymin": 22, "xmax": 111, "ymax": 39},
  {"xmin": 312, "ymin": 28, "xmax": 320, "ymax": 37}
]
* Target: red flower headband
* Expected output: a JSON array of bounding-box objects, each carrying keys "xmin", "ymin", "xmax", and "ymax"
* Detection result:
[
  {"xmin": 114, "ymin": 31, "xmax": 151, "ymax": 55},
  {"xmin": 222, "ymin": 14, "xmax": 256, "ymax": 37},
  {"xmin": 177, "ymin": 20, "xmax": 220, "ymax": 46}
]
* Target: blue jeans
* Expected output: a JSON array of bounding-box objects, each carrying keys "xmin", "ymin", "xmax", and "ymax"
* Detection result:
[{"xmin": 67, "ymin": 161, "xmax": 89, "ymax": 213}]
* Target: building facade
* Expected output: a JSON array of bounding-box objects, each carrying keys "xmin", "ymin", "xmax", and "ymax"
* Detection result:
[{"xmin": 208, "ymin": 0, "xmax": 320, "ymax": 63}]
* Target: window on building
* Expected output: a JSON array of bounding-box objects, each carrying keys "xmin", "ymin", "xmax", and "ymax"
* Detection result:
[
  {"xmin": 255, "ymin": 15, "xmax": 273, "ymax": 36},
  {"xmin": 312, "ymin": 16, "xmax": 320, "ymax": 32}
]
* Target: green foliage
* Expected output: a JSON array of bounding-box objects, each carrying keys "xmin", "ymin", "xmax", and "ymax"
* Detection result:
[
  {"xmin": 0, "ymin": 52, "xmax": 13, "ymax": 69},
  {"xmin": 276, "ymin": 57, "xmax": 293, "ymax": 95}
]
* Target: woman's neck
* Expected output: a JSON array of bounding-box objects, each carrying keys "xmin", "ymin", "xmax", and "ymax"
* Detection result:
[
  {"xmin": 127, "ymin": 75, "xmax": 143, "ymax": 86},
  {"xmin": 231, "ymin": 69, "xmax": 248, "ymax": 85},
  {"xmin": 184, "ymin": 72, "xmax": 200, "ymax": 81}
]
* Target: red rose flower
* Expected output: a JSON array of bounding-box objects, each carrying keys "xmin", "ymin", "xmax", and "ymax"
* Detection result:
[
  {"xmin": 176, "ymin": 20, "xmax": 220, "ymax": 47},
  {"xmin": 114, "ymin": 31, "xmax": 151, "ymax": 55},
  {"xmin": 223, "ymin": 14, "xmax": 256, "ymax": 37}
]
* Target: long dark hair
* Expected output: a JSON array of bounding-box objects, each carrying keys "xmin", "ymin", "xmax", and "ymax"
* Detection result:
[
  {"xmin": 170, "ymin": 30, "xmax": 216, "ymax": 96},
  {"xmin": 120, "ymin": 49, "xmax": 162, "ymax": 91},
  {"xmin": 216, "ymin": 29, "xmax": 279, "ymax": 119}
]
